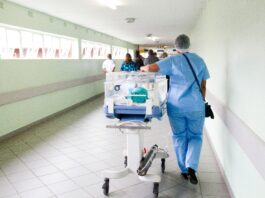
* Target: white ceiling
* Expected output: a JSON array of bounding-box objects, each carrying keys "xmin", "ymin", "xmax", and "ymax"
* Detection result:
[{"xmin": 9, "ymin": 0, "xmax": 205, "ymax": 45}]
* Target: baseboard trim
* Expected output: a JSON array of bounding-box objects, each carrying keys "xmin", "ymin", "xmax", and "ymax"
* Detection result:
[
  {"xmin": 205, "ymin": 129, "xmax": 235, "ymax": 198},
  {"xmin": 0, "ymin": 93, "xmax": 104, "ymax": 142}
]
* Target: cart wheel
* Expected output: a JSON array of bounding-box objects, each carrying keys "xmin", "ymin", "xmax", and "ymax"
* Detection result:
[
  {"xmin": 153, "ymin": 182, "xmax": 159, "ymax": 198},
  {"xmin": 161, "ymin": 158, "xmax": 165, "ymax": 174},
  {"xmin": 102, "ymin": 178, "xmax": 109, "ymax": 196},
  {"xmin": 124, "ymin": 156, "xmax": 128, "ymax": 168}
]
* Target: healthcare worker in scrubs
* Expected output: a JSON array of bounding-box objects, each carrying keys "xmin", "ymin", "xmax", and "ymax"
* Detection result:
[{"xmin": 141, "ymin": 34, "xmax": 210, "ymax": 185}]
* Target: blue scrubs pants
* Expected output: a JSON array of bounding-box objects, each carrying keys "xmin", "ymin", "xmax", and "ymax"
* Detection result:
[{"xmin": 168, "ymin": 111, "xmax": 205, "ymax": 173}]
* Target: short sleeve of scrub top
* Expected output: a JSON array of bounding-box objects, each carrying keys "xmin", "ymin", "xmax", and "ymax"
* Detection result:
[
  {"xmin": 201, "ymin": 60, "xmax": 210, "ymax": 80},
  {"xmin": 156, "ymin": 57, "xmax": 172, "ymax": 76},
  {"xmin": 157, "ymin": 55, "xmax": 210, "ymax": 81}
]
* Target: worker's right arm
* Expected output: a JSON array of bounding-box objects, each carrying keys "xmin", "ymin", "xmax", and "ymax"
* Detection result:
[
  {"xmin": 141, "ymin": 56, "xmax": 172, "ymax": 74},
  {"xmin": 201, "ymin": 80, "xmax": 207, "ymax": 99},
  {"xmin": 201, "ymin": 60, "xmax": 210, "ymax": 99}
]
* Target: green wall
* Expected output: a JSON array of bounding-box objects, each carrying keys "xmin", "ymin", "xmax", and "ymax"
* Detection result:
[
  {"xmin": 190, "ymin": 0, "xmax": 265, "ymax": 197},
  {"xmin": 0, "ymin": 0, "xmax": 136, "ymax": 137}
]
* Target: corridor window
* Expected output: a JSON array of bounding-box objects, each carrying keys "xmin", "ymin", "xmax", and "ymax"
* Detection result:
[
  {"xmin": 33, "ymin": 34, "xmax": 43, "ymax": 58},
  {"xmin": 21, "ymin": 31, "xmax": 44, "ymax": 59},
  {"xmin": 21, "ymin": 31, "xmax": 33, "ymax": 58},
  {"xmin": 82, "ymin": 41, "xmax": 93, "ymax": 59},
  {"xmin": 60, "ymin": 38, "xmax": 78, "ymax": 59},
  {"xmin": 0, "ymin": 27, "xmax": 7, "ymax": 59},
  {"xmin": 52, "ymin": 37, "xmax": 60, "ymax": 58},
  {"xmin": 112, "ymin": 46, "xmax": 127, "ymax": 59},
  {"xmin": 43, "ymin": 35, "xmax": 54, "ymax": 59},
  {"xmin": 0, "ymin": 23, "xmax": 79, "ymax": 60},
  {"xmin": 82, "ymin": 40, "xmax": 111, "ymax": 59},
  {"xmin": 6, "ymin": 29, "xmax": 21, "ymax": 59},
  {"xmin": 39, "ymin": 35, "xmax": 78, "ymax": 59}
]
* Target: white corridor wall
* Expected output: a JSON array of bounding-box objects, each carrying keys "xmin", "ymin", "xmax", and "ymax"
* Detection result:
[{"xmin": 190, "ymin": 0, "xmax": 265, "ymax": 197}]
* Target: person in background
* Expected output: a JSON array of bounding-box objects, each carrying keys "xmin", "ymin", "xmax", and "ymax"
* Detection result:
[
  {"xmin": 154, "ymin": 52, "xmax": 158, "ymax": 59},
  {"xmin": 135, "ymin": 50, "xmax": 144, "ymax": 70},
  {"xmin": 121, "ymin": 53, "xmax": 137, "ymax": 72},
  {"xmin": 102, "ymin": 54, "xmax": 115, "ymax": 73},
  {"xmin": 144, "ymin": 49, "xmax": 159, "ymax": 65},
  {"xmin": 160, "ymin": 52, "xmax": 168, "ymax": 59},
  {"xmin": 141, "ymin": 34, "xmax": 210, "ymax": 185}
]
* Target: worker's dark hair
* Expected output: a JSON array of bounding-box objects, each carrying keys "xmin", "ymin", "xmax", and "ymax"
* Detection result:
[{"xmin": 175, "ymin": 34, "xmax": 190, "ymax": 50}]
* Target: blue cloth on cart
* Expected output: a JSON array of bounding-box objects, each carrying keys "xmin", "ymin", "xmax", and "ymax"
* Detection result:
[{"xmin": 128, "ymin": 87, "xmax": 148, "ymax": 103}]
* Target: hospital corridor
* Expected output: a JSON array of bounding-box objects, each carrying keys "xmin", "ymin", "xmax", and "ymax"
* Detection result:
[{"xmin": 0, "ymin": 0, "xmax": 264, "ymax": 198}]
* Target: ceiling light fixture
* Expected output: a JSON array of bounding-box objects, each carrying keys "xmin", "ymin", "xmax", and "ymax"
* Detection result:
[
  {"xmin": 146, "ymin": 34, "xmax": 152, "ymax": 38},
  {"xmin": 125, "ymin": 18, "xmax": 136, "ymax": 23},
  {"xmin": 146, "ymin": 34, "xmax": 159, "ymax": 42},
  {"xmin": 100, "ymin": 0, "xmax": 119, "ymax": 10}
]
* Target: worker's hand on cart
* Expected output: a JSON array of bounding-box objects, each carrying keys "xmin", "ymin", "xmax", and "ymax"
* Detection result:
[
  {"xmin": 140, "ymin": 65, "xmax": 149, "ymax": 72},
  {"xmin": 140, "ymin": 64, "xmax": 159, "ymax": 72}
]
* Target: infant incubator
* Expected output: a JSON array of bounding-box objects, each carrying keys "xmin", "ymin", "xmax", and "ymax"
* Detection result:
[{"xmin": 102, "ymin": 72, "xmax": 169, "ymax": 198}]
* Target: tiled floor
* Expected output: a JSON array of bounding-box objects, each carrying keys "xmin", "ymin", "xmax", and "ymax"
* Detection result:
[{"xmin": 0, "ymin": 96, "xmax": 231, "ymax": 198}]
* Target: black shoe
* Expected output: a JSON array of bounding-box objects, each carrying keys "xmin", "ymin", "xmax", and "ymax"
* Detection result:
[
  {"xmin": 188, "ymin": 168, "xmax": 198, "ymax": 185},
  {"xmin": 181, "ymin": 173, "xmax": 189, "ymax": 180}
]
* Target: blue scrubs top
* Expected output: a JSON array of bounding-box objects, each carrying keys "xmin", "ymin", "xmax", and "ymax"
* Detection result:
[{"xmin": 157, "ymin": 53, "xmax": 210, "ymax": 114}]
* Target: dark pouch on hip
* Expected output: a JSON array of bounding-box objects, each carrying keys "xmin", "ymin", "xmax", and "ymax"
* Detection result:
[{"xmin": 205, "ymin": 102, "xmax": 214, "ymax": 119}]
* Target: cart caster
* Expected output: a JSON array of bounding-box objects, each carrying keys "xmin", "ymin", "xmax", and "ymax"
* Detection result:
[
  {"xmin": 161, "ymin": 158, "xmax": 165, "ymax": 174},
  {"xmin": 124, "ymin": 156, "xmax": 128, "ymax": 168},
  {"xmin": 102, "ymin": 178, "xmax": 109, "ymax": 196},
  {"xmin": 153, "ymin": 182, "xmax": 159, "ymax": 198}
]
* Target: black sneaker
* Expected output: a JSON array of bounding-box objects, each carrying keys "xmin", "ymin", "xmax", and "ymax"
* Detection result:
[
  {"xmin": 188, "ymin": 168, "xmax": 198, "ymax": 185},
  {"xmin": 181, "ymin": 173, "xmax": 189, "ymax": 180}
]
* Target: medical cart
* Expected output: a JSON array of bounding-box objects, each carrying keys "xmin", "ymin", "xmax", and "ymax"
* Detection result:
[{"xmin": 102, "ymin": 72, "xmax": 169, "ymax": 198}]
